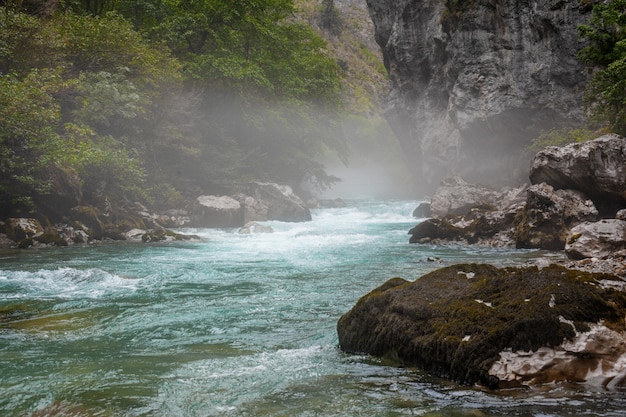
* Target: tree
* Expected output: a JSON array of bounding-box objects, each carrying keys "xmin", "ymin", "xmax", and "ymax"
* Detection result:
[{"xmin": 578, "ymin": 0, "xmax": 626, "ymax": 135}]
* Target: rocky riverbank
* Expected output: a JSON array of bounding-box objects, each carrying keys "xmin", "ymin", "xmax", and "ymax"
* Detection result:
[
  {"xmin": 408, "ymin": 134, "xmax": 626, "ymax": 276},
  {"xmin": 0, "ymin": 182, "xmax": 330, "ymax": 249},
  {"xmin": 339, "ymin": 134, "xmax": 626, "ymax": 389}
]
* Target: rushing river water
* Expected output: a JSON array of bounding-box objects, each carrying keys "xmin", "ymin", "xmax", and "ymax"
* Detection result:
[{"xmin": 1, "ymin": 200, "xmax": 625, "ymax": 416}]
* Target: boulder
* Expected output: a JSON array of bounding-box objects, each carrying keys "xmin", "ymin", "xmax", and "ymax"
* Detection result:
[
  {"xmin": 409, "ymin": 182, "xmax": 528, "ymax": 247},
  {"xmin": 69, "ymin": 205, "xmax": 105, "ymax": 239},
  {"xmin": 430, "ymin": 176, "xmax": 499, "ymax": 218},
  {"xmin": 514, "ymin": 183, "xmax": 598, "ymax": 250},
  {"xmin": 235, "ymin": 194, "xmax": 269, "ymax": 224},
  {"xmin": 565, "ymin": 219, "xmax": 626, "ymax": 260},
  {"xmin": 4, "ymin": 218, "xmax": 43, "ymax": 243},
  {"xmin": 238, "ymin": 221, "xmax": 274, "ymax": 234},
  {"xmin": 190, "ymin": 195, "xmax": 242, "ymax": 227},
  {"xmin": 244, "ymin": 182, "xmax": 311, "ymax": 222},
  {"xmin": 412, "ymin": 202, "xmax": 431, "ymax": 218},
  {"xmin": 337, "ymin": 264, "xmax": 626, "ymax": 389},
  {"xmin": 409, "ymin": 207, "xmax": 519, "ymax": 247},
  {"xmin": 529, "ymin": 134, "xmax": 626, "ymax": 215}
]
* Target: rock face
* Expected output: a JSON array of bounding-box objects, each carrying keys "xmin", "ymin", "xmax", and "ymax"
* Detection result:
[
  {"xmin": 365, "ymin": 0, "xmax": 591, "ymax": 190},
  {"xmin": 337, "ymin": 264, "xmax": 626, "ymax": 388},
  {"xmin": 529, "ymin": 134, "xmax": 626, "ymax": 215},
  {"xmin": 566, "ymin": 219, "xmax": 626, "ymax": 260},
  {"xmin": 514, "ymin": 183, "xmax": 598, "ymax": 250}
]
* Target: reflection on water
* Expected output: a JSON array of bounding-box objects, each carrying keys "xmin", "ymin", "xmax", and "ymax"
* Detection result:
[{"xmin": 0, "ymin": 200, "xmax": 623, "ymax": 416}]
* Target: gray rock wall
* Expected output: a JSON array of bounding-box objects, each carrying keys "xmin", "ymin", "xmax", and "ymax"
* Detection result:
[{"xmin": 365, "ymin": 0, "xmax": 592, "ymax": 191}]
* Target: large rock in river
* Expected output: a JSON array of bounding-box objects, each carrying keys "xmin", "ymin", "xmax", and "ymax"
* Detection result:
[
  {"xmin": 244, "ymin": 182, "xmax": 311, "ymax": 222},
  {"xmin": 514, "ymin": 183, "xmax": 598, "ymax": 250},
  {"xmin": 190, "ymin": 195, "xmax": 242, "ymax": 228},
  {"xmin": 337, "ymin": 264, "xmax": 626, "ymax": 389},
  {"xmin": 529, "ymin": 134, "xmax": 626, "ymax": 215},
  {"xmin": 430, "ymin": 176, "xmax": 499, "ymax": 218}
]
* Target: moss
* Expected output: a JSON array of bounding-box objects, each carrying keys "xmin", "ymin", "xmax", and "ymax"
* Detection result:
[
  {"xmin": 337, "ymin": 263, "xmax": 626, "ymax": 388},
  {"xmin": 34, "ymin": 228, "xmax": 68, "ymax": 247}
]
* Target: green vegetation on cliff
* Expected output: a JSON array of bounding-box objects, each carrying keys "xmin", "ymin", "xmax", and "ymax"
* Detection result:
[{"xmin": 579, "ymin": 0, "xmax": 626, "ymax": 135}]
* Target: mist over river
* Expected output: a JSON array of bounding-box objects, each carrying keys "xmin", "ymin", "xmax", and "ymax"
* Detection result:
[{"xmin": 1, "ymin": 200, "xmax": 625, "ymax": 416}]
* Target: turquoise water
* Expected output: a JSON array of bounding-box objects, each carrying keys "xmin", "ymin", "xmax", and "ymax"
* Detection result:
[{"xmin": 1, "ymin": 200, "xmax": 624, "ymax": 416}]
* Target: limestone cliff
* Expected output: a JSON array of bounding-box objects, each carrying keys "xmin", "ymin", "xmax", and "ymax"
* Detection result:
[{"xmin": 365, "ymin": 0, "xmax": 593, "ymax": 191}]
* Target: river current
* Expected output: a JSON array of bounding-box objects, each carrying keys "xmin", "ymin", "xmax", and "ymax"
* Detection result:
[{"xmin": 1, "ymin": 200, "xmax": 625, "ymax": 416}]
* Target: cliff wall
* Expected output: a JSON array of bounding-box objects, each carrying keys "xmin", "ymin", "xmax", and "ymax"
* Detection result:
[{"xmin": 365, "ymin": 0, "xmax": 593, "ymax": 191}]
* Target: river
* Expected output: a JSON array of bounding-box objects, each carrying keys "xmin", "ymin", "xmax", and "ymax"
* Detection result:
[{"xmin": 1, "ymin": 200, "xmax": 625, "ymax": 416}]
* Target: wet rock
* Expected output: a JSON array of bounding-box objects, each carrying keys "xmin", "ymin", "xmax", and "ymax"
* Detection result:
[
  {"xmin": 4, "ymin": 218, "xmax": 43, "ymax": 243},
  {"xmin": 244, "ymin": 182, "xmax": 311, "ymax": 222},
  {"xmin": 565, "ymin": 219, "xmax": 626, "ymax": 260},
  {"xmin": 514, "ymin": 183, "xmax": 598, "ymax": 250},
  {"xmin": 69, "ymin": 205, "xmax": 105, "ymax": 239},
  {"xmin": 141, "ymin": 227, "xmax": 199, "ymax": 242},
  {"xmin": 235, "ymin": 194, "xmax": 269, "ymax": 224},
  {"xmin": 430, "ymin": 176, "xmax": 499, "ymax": 218},
  {"xmin": 337, "ymin": 264, "xmax": 626, "ymax": 388},
  {"xmin": 409, "ymin": 181, "xmax": 527, "ymax": 247},
  {"xmin": 529, "ymin": 134, "xmax": 626, "ymax": 215},
  {"xmin": 32, "ymin": 227, "xmax": 68, "ymax": 247},
  {"xmin": 238, "ymin": 221, "xmax": 274, "ymax": 234},
  {"xmin": 190, "ymin": 195, "xmax": 242, "ymax": 227},
  {"xmin": 412, "ymin": 202, "xmax": 431, "ymax": 218}
]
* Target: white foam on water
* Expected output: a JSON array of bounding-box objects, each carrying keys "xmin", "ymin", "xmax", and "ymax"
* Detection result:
[
  {"xmin": 152, "ymin": 345, "xmax": 334, "ymax": 416},
  {"xmin": 0, "ymin": 267, "xmax": 140, "ymax": 300}
]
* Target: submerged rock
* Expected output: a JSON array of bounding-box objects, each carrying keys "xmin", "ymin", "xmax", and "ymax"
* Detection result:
[
  {"xmin": 238, "ymin": 221, "xmax": 274, "ymax": 234},
  {"xmin": 337, "ymin": 264, "xmax": 626, "ymax": 389}
]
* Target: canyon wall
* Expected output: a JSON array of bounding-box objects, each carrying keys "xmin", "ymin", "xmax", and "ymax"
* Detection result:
[{"xmin": 365, "ymin": 0, "xmax": 593, "ymax": 191}]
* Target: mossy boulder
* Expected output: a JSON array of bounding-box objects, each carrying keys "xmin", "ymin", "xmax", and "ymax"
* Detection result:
[
  {"xmin": 337, "ymin": 264, "xmax": 626, "ymax": 388},
  {"xmin": 69, "ymin": 205, "xmax": 105, "ymax": 239}
]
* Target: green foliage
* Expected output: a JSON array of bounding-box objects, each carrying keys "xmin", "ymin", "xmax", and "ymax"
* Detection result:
[
  {"xmin": 0, "ymin": 69, "xmax": 66, "ymax": 213},
  {"xmin": 527, "ymin": 128, "xmax": 598, "ymax": 153},
  {"xmin": 320, "ymin": 0, "xmax": 343, "ymax": 36},
  {"xmin": 578, "ymin": 0, "xmax": 626, "ymax": 135},
  {"xmin": 0, "ymin": 1, "xmax": 349, "ymax": 218}
]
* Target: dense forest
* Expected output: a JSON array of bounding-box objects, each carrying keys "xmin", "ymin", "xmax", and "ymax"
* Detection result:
[{"xmin": 0, "ymin": 0, "xmax": 398, "ymax": 222}]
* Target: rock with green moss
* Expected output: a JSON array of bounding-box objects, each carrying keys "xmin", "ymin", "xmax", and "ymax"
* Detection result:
[
  {"xmin": 337, "ymin": 264, "xmax": 626, "ymax": 389},
  {"xmin": 69, "ymin": 205, "xmax": 105, "ymax": 239},
  {"xmin": 4, "ymin": 218, "xmax": 44, "ymax": 243}
]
